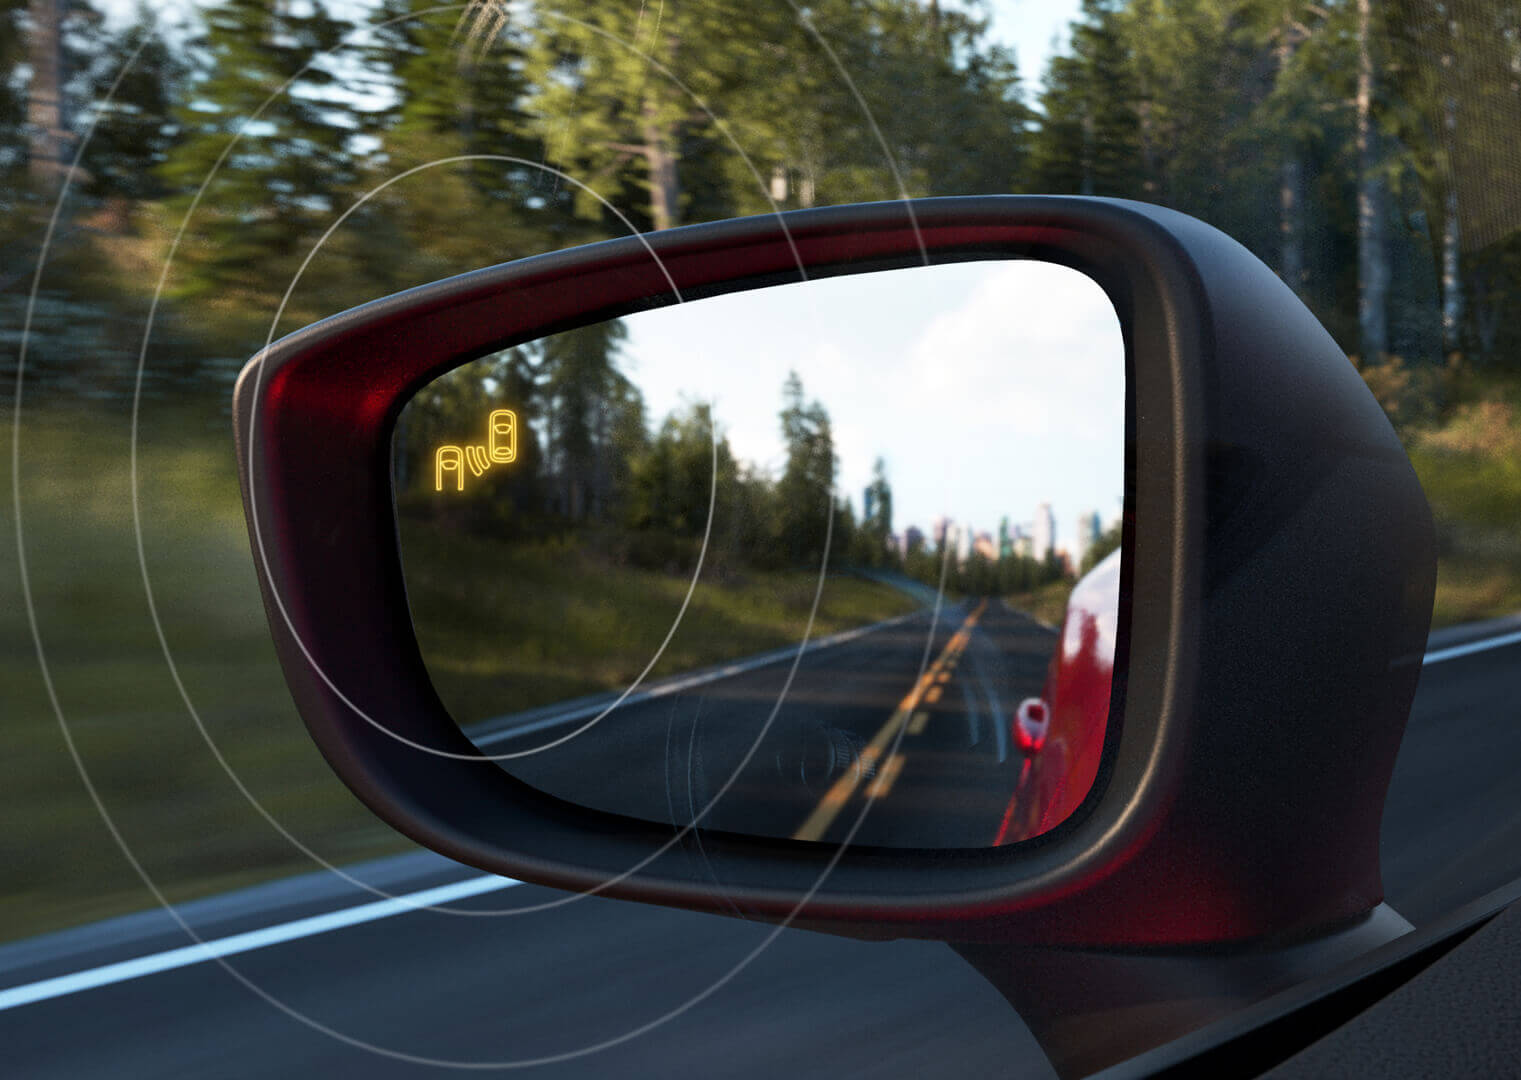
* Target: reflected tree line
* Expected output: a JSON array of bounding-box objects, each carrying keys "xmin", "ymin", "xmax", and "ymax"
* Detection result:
[{"xmin": 397, "ymin": 330, "xmax": 1084, "ymax": 592}]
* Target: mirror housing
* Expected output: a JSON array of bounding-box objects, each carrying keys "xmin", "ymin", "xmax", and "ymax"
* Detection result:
[{"xmin": 234, "ymin": 196, "xmax": 1434, "ymax": 948}]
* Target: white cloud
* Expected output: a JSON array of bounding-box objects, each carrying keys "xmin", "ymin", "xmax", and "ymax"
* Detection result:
[{"xmin": 622, "ymin": 259, "xmax": 1125, "ymax": 538}]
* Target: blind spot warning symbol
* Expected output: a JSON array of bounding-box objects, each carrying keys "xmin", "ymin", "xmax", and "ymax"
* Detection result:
[
  {"xmin": 433, "ymin": 408, "xmax": 519, "ymax": 492},
  {"xmin": 489, "ymin": 409, "xmax": 517, "ymax": 464},
  {"xmin": 435, "ymin": 446, "xmax": 464, "ymax": 492}
]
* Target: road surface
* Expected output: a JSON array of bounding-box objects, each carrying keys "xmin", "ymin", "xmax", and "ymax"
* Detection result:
[
  {"xmin": 3, "ymin": 614, "xmax": 1520, "ymax": 1078},
  {"xmin": 490, "ymin": 598, "xmax": 1061, "ymax": 848}
]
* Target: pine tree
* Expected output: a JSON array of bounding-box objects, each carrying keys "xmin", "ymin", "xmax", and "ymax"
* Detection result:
[
  {"xmin": 158, "ymin": 0, "xmax": 361, "ymax": 323},
  {"xmin": 776, "ymin": 370, "xmax": 836, "ymax": 567},
  {"xmin": 77, "ymin": 4, "xmax": 186, "ymax": 205},
  {"xmin": 472, "ymin": 0, "xmax": 792, "ymax": 231},
  {"xmin": 356, "ymin": 0, "xmax": 586, "ymax": 288},
  {"xmin": 792, "ymin": 0, "xmax": 1032, "ymax": 202},
  {"xmin": 537, "ymin": 319, "xmax": 643, "ymax": 521},
  {"xmin": 1354, "ymin": 0, "xmax": 1389, "ymax": 361},
  {"xmin": 26, "ymin": 0, "xmax": 72, "ymax": 193},
  {"xmin": 1, "ymin": 1, "xmax": 36, "ymax": 207},
  {"xmin": 1028, "ymin": 0, "xmax": 1144, "ymax": 198}
]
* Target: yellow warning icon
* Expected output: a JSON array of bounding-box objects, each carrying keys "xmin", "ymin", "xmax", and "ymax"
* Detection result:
[
  {"xmin": 435, "ymin": 446, "xmax": 464, "ymax": 492},
  {"xmin": 434, "ymin": 409, "xmax": 519, "ymax": 493},
  {"xmin": 489, "ymin": 409, "xmax": 517, "ymax": 464}
]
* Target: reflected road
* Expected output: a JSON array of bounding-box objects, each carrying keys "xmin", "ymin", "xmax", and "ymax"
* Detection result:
[{"xmin": 491, "ymin": 598, "xmax": 1061, "ymax": 849}]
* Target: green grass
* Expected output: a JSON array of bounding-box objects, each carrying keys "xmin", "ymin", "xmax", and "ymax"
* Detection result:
[
  {"xmin": 1426, "ymin": 560, "xmax": 1521, "ymax": 629},
  {"xmin": 1, "ymin": 410, "xmax": 916, "ymax": 942},
  {"xmin": 1003, "ymin": 580, "xmax": 1076, "ymax": 629},
  {"xmin": 1406, "ymin": 399, "xmax": 1521, "ymax": 629},
  {"xmin": 2, "ymin": 409, "xmax": 408, "ymax": 941},
  {"xmin": 400, "ymin": 522, "xmax": 921, "ymax": 726}
]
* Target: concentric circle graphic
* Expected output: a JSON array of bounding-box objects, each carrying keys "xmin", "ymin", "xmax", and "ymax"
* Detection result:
[{"xmin": 15, "ymin": 1, "xmax": 959, "ymax": 1068}]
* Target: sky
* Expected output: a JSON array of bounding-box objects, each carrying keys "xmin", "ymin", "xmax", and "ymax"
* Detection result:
[
  {"xmin": 981, "ymin": 0, "xmax": 1079, "ymax": 95},
  {"xmin": 619, "ymin": 260, "xmax": 1125, "ymax": 545}
]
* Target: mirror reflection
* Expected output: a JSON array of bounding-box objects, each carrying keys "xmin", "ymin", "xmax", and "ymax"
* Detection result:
[{"xmin": 392, "ymin": 260, "xmax": 1124, "ymax": 849}]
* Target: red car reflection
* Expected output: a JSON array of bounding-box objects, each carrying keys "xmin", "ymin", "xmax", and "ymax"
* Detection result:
[{"xmin": 995, "ymin": 548, "xmax": 1120, "ymax": 845}]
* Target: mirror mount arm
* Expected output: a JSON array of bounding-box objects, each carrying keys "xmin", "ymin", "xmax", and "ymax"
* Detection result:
[{"xmin": 950, "ymin": 903, "xmax": 1413, "ymax": 1078}]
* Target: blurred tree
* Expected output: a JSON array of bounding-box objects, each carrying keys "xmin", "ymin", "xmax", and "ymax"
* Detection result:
[
  {"xmin": 0, "ymin": 1, "xmax": 25, "ymax": 190},
  {"xmin": 857, "ymin": 455, "xmax": 893, "ymax": 567},
  {"xmin": 775, "ymin": 370, "xmax": 836, "ymax": 567},
  {"xmin": 1114, "ymin": 0, "xmax": 1284, "ymax": 254},
  {"xmin": 538, "ymin": 318, "xmax": 644, "ymax": 521},
  {"xmin": 1268, "ymin": 4, "xmax": 1311, "ymax": 295},
  {"xmin": 1353, "ymin": 0, "xmax": 1389, "ymax": 361},
  {"xmin": 474, "ymin": 0, "xmax": 792, "ymax": 231},
  {"xmin": 629, "ymin": 398, "xmax": 731, "ymax": 538},
  {"xmin": 1254, "ymin": 1, "xmax": 1342, "ymax": 302},
  {"xmin": 456, "ymin": 0, "xmax": 1031, "ymax": 231},
  {"xmin": 76, "ymin": 4, "xmax": 186, "ymax": 206},
  {"xmin": 26, "ymin": 0, "xmax": 72, "ymax": 193},
  {"xmin": 832, "ymin": 494, "xmax": 857, "ymax": 568},
  {"xmin": 1383, "ymin": 0, "xmax": 1521, "ymax": 370},
  {"xmin": 157, "ymin": 0, "xmax": 363, "ymax": 334},
  {"xmin": 902, "ymin": 527, "xmax": 941, "ymax": 589},
  {"xmin": 1028, "ymin": 0, "xmax": 1144, "ymax": 197},
  {"xmin": 778, "ymin": 0, "xmax": 1032, "ymax": 206},
  {"xmin": 361, "ymin": 0, "xmax": 585, "ymax": 281},
  {"xmin": 1080, "ymin": 520, "xmax": 1123, "ymax": 573}
]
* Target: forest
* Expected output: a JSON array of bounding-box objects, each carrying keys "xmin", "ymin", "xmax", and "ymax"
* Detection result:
[{"xmin": 6, "ymin": 0, "xmax": 1521, "ymax": 613}]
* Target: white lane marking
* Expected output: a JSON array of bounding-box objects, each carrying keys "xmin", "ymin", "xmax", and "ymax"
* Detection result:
[
  {"xmin": 1, "ymin": 610, "xmax": 924, "ymax": 1010},
  {"xmin": 0, "ymin": 875, "xmax": 520, "ymax": 1013},
  {"xmin": 959, "ymin": 667, "xmax": 981, "ymax": 747},
  {"xmin": 968, "ymin": 637, "xmax": 1008, "ymax": 763},
  {"xmin": 1422, "ymin": 628, "xmax": 1521, "ymax": 666},
  {"xmin": 12, "ymin": 622, "xmax": 1518, "ymax": 1014},
  {"xmin": 474, "ymin": 611, "xmax": 920, "ymax": 747}
]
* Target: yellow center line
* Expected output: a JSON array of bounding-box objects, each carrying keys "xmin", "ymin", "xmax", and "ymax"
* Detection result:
[
  {"xmin": 792, "ymin": 599, "xmax": 987, "ymax": 842},
  {"xmin": 865, "ymin": 753, "xmax": 907, "ymax": 799}
]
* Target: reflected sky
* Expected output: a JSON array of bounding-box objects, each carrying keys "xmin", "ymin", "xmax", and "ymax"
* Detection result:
[{"xmin": 621, "ymin": 260, "xmax": 1125, "ymax": 547}]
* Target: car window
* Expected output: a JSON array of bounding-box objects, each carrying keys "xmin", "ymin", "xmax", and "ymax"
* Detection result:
[{"xmin": 6, "ymin": 1, "xmax": 1521, "ymax": 1076}]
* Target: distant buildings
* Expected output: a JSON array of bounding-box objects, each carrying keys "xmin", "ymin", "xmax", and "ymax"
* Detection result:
[
  {"xmin": 1033, "ymin": 502, "xmax": 1055, "ymax": 562},
  {"xmin": 906, "ymin": 497, "xmax": 1113, "ymax": 575},
  {"xmin": 1074, "ymin": 510, "xmax": 1103, "ymax": 566},
  {"xmin": 931, "ymin": 515, "xmax": 953, "ymax": 551}
]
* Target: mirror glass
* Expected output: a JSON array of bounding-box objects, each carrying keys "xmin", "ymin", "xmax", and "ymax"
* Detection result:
[{"xmin": 392, "ymin": 260, "xmax": 1124, "ymax": 850}]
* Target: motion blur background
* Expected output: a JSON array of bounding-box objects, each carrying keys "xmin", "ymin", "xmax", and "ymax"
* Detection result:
[{"xmin": 5, "ymin": 0, "xmax": 1521, "ymax": 968}]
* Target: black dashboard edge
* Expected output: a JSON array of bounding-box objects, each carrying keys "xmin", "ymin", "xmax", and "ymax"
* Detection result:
[{"xmin": 1093, "ymin": 877, "xmax": 1521, "ymax": 1079}]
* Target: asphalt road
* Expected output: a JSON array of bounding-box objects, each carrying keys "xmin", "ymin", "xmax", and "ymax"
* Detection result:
[
  {"xmin": 4, "ymin": 614, "xmax": 1521, "ymax": 1079},
  {"xmin": 492, "ymin": 599, "xmax": 1057, "ymax": 848}
]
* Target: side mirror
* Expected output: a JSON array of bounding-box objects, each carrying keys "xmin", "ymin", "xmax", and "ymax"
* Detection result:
[
  {"xmin": 1014, "ymin": 698, "xmax": 1051, "ymax": 756},
  {"xmin": 234, "ymin": 197, "xmax": 1435, "ymax": 1072}
]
